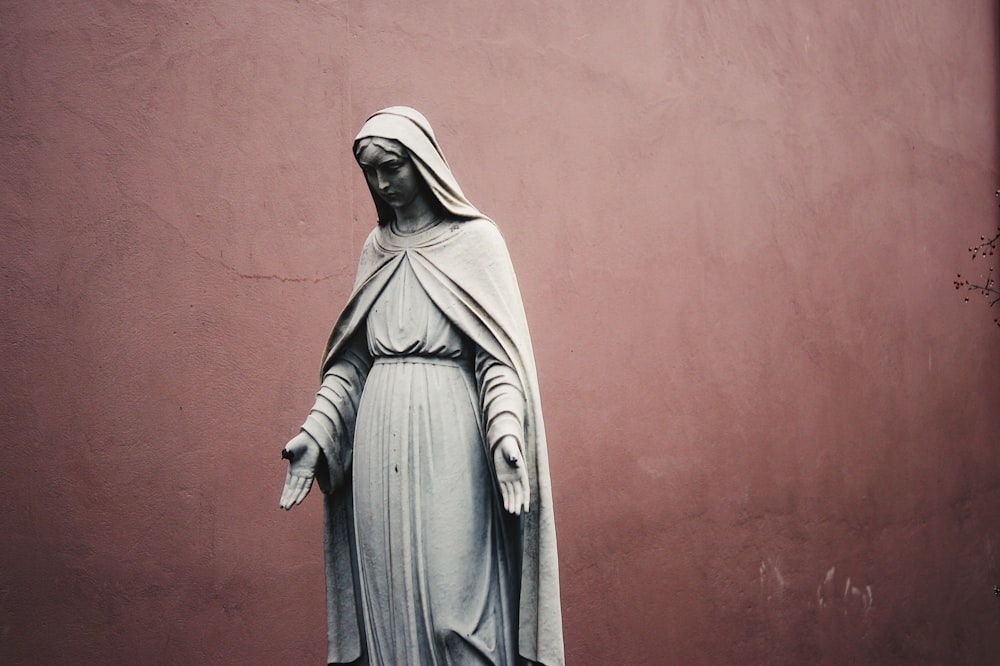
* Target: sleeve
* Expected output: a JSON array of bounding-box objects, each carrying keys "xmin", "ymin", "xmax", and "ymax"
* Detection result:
[
  {"xmin": 475, "ymin": 345, "xmax": 526, "ymax": 454},
  {"xmin": 300, "ymin": 331, "xmax": 373, "ymax": 493}
]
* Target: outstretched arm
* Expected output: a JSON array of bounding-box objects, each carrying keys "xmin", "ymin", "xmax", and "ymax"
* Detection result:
[{"xmin": 278, "ymin": 333, "xmax": 372, "ymax": 510}]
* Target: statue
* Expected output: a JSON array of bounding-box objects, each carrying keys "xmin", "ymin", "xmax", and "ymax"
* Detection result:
[{"xmin": 279, "ymin": 107, "xmax": 564, "ymax": 666}]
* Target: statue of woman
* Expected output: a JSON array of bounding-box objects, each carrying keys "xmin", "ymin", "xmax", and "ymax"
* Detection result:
[{"xmin": 279, "ymin": 107, "xmax": 564, "ymax": 666}]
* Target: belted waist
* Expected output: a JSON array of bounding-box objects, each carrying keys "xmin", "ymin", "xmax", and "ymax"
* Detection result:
[{"xmin": 373, "ymin": 355, "xmax": 470, "ymax": 369}]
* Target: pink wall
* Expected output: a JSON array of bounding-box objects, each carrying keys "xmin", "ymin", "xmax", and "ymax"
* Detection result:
[{"xmin": 2, "ymin": 1, "xmax": 999, "ymax": 663}]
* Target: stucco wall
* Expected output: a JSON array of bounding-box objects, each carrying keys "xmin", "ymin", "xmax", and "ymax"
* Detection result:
[{"xmin": 2, "ymin": 1, "xmax": 999, "ymax": 663}]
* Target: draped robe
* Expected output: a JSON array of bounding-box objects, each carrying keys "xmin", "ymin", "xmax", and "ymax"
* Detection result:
[{"xmin": 301, "ymin": 217, "xmax": 563, "ymax": 666}]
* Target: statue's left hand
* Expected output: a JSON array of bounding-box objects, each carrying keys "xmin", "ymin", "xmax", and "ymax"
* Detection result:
[
  {"xmin": 279, "ymin": 431, "xmax": 320, "ymax": 510},
  {"xmin": 494, "ymin": 436, "xmax": 530, "ymax": 515}
]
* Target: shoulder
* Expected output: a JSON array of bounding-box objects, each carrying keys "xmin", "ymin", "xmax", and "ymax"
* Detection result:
[
  {"xmin": 350, "ymin": 224, "xmax": 397, "ymax": 288},
  {"xmin": 355, "ymin": 227, "xmax": 380, "ymax": 264},
  {"xmin": 360, "ymin": 223, "xmax": 400, "ymax": 258},
  {"xmin": 362, "ymin": 224, "xmax": 383, "ymax": 247},
  {"xmin": 459, "ymin": 216, "xmax": 502, "ymax": 237},
  {"xmin": 451, "ymin": 217, "xmax": 508, "ymax": 250},
  {"xmin": 437, "ymin": 218, "xmax": 517, "ymax": 277}
]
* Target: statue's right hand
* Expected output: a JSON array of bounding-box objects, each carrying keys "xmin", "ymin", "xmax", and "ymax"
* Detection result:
[{"xmin": 279, "ymin": 431, "xmax": 321, "ymax": 510}]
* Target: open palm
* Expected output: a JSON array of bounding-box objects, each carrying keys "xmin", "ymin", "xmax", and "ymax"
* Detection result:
[
  {"xmin": 493, "ymin": 436, "xmax": 530, "ymax": 515},
  {"xmin": 279, "ymin": 431, "xmax": 320, "ymax": 510}
]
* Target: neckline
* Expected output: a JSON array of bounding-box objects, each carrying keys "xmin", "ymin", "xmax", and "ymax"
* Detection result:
[
  {"xmin": 381, "ymin": 217, "xmax": 456, "ymax": 249},
  {"xmin": 390, "ymin": 217, "xmax": 441, "ymax": 237}
]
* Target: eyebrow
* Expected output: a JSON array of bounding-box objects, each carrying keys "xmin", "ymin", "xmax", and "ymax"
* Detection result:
[{"xmin": 358, "ymin": 156, "xmax": 405, "ymax": 168}]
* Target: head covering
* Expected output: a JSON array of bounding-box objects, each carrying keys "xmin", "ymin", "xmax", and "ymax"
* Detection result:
[{"xmin": 354, "ymin": 106, "xmax": 485, "ymax": 224}]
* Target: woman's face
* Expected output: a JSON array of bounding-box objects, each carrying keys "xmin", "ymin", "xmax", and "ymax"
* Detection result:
[{"xmin": 356, "ymin": 140, "xmax": 422, "ymax": 210}]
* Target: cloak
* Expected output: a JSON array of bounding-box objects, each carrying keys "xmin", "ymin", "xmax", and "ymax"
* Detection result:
[{"xmin": 317, "ymin": 108, "xmax": 564, "ymax": 666}]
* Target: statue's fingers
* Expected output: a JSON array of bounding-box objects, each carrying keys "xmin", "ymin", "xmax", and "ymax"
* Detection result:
[
  {"xmin": 284, "ymin": 475, "xmax": 304, "ymax": 509},
  {"xmin": 279, "ymin": 473, "xmax": 296, "ymax": 508},
  {"xmin": 293, "ymin": 475, "xmax": 307, "ymax": 498},
  {"xmin": 294, "ymin": 477, "xmax": 313, "ymax": 505},
  {"xmin": 280, "ymin": 485, "xmax": 292, "ymax": 510},
  {"xmin": 288, "ymin": 479, "xmax": 303, "ymax": 507},
  {"xmin": 507, "ymin": 482, "xmax": 521, "ymax": 515},
  {"xmin": 502, "ymin": 477, "xmax": 513, "ymax": 509}
]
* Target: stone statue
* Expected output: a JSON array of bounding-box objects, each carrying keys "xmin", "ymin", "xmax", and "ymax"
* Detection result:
[{"xmin": 279, "ymin": 107, "xmax": 564, "ymax": 666}]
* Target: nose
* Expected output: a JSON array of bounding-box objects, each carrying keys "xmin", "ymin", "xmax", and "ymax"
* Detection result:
[{"xmin": 376, "ymin": 170, "xmax": 390, "ymax": 191}]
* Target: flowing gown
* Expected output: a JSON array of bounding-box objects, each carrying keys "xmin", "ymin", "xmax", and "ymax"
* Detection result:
[{"xmin": 305, "ymin": 249, "xmax": 526, "ymax": 665}]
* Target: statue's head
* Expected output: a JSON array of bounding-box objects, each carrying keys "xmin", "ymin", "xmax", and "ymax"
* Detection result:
[{"xmin": 353, "ymin": 107, "xmax": 485, "ymax": 225}]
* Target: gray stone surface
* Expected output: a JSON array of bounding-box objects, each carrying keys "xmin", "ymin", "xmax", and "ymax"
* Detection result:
[{"xmin": 280, "ymin": 108, "xmax": 563, "ymax": 665}]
